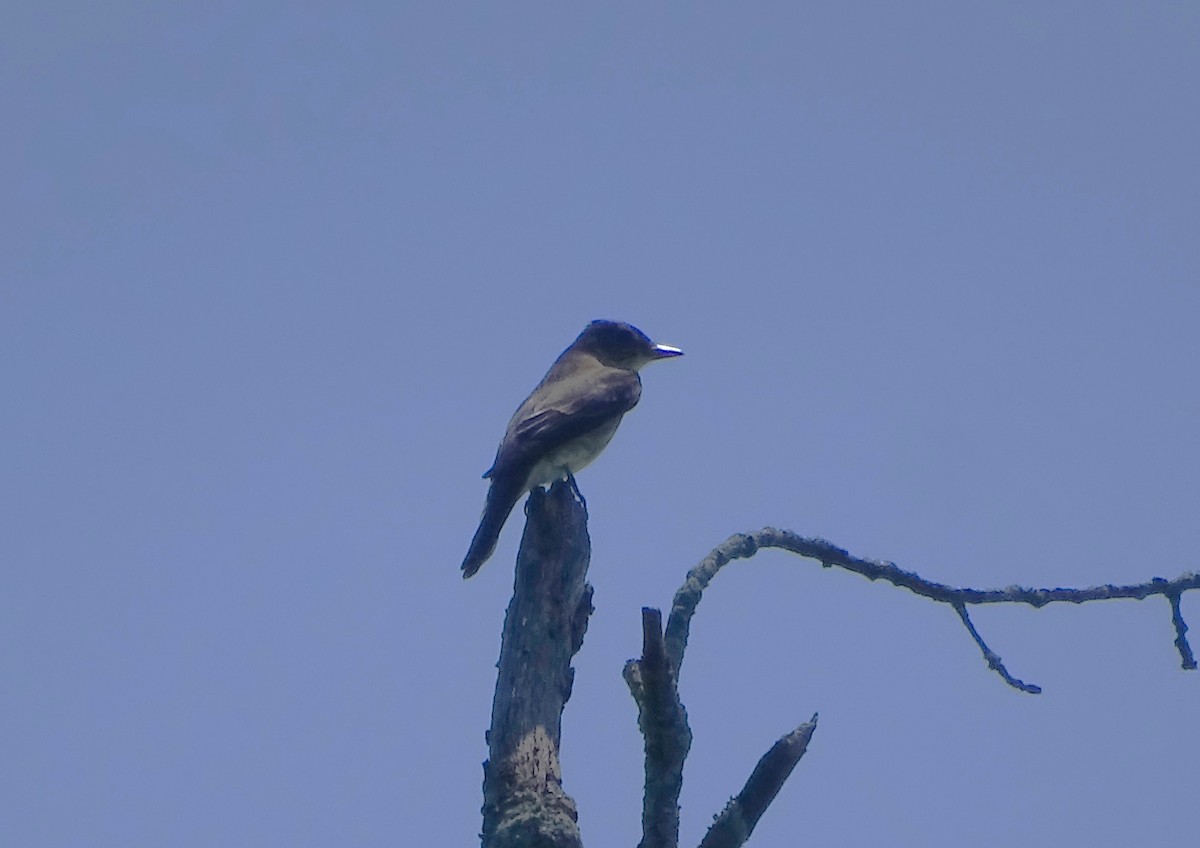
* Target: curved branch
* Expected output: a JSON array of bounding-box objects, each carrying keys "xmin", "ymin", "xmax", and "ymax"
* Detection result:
[
  {"xmin": 628, "ymin": 526, "xmax": 1196, "ymax": 846},
  {"xmin": 665, "ymin": 527, "xmax": 1199, "ymax": 692}
]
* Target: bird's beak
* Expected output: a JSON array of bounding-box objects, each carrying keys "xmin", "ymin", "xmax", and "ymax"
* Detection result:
[{"xmin": 651, "ymin": 343, "xmax": 683, "ymax": 359}]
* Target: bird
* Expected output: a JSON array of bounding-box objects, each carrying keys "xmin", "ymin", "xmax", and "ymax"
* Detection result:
[{"xmin": 461, "ymin": 320, "xmax": 683, "ymax": 578}]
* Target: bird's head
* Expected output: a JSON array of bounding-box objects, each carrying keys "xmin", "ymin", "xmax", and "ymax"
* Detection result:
[{"xmin": 574, "ymin": 320, "xmax": 683, "ymax": 370}]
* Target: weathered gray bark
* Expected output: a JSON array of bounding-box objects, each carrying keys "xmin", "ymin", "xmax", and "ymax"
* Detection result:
[
  {"xmin": 626, "ymin": 598, "xmax": 815, "ymax": 848},
  {"xmin": 623, "ymin": 609, "xmax": 692, "ymax": 848},
  {"xmin": 480, "ymin": 481, "xmax": 594, "ymax": 848},
  {"xmin": 698, "ymin": 719, "xmax": 817, "ymax": 848},
  {"xmin": 475, "ymin": 508, "xmax": 1199, "ymax": 847}
]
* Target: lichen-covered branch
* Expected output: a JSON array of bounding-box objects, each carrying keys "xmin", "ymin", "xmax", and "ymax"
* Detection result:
[
  {"xmin": 623, "ymin": 608, "xmax": 692, "ymax": 848},
  {"xmin": 481, "ymin": 482, "xmax": 593, "ymax": 848}
]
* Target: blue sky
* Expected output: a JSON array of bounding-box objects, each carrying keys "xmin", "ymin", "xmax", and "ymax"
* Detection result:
[{"xmin": 4, "ymin": 3, "xmax": 1198, "ymax": 846}]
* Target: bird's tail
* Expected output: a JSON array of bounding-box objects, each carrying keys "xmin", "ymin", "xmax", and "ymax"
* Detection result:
[{"xmin": 461, "ymin": 474, "xmax": 526, "ymax": 578}]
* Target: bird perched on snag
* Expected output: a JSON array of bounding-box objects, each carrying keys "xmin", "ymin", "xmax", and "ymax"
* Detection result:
[{"xmin": 461, "ymin": 320, "xmax": 682, "ymax": 578}]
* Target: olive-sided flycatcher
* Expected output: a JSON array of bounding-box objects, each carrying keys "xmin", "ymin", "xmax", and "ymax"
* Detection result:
[{"xmin": 461, "ymin": 320, "xmax": 682, "ymax": 578}]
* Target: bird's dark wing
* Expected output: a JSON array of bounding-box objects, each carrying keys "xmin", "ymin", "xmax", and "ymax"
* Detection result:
[{"xmin": 484, "ymin": 367, "xmax": 641, "ymax": 478}]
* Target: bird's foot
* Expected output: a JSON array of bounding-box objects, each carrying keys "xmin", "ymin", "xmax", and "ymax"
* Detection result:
[{"xmin": 565, "ymin": 471, "xmax": 587, "ymax": 508}]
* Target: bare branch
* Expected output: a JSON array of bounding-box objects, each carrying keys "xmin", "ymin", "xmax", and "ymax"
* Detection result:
[
  {"xmin": 664, "ymin": 533, "xmax": 760, "ymax": 677},
  {"xmin": 624, "ymin": 608, "xmax": 692, "ymax": 848},
  {"xmin": 953, "ymin": 602, "xmax": 1040, "ymax": 694},
  {"xmin": 1165, "ymin": 588, "xmax": 1196, "ymax": 670},
  {"xmin": 482, "ymin": 482, "xmax": 593, "ymax": 848},
  {"xmin": 664, "ymin": 527, "xmax": 1199, "ymax": 692},
  {"xmin": 699, "ymin": 716, "xmax": 819, "ymax": 848}
]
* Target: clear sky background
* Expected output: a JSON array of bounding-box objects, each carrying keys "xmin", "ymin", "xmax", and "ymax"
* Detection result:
[{"xmin": 4, "ymin": 3, "xmax": 1198, "ymax": 846}]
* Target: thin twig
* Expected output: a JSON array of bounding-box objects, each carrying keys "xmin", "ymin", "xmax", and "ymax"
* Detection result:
[
  {"xmin": 1166, "ymin": 588, "xmax": 1196, "ymax": 670},
  {"xmin": 953, "ymin": 602, "xmax": 1040, "ymax": 693}
]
